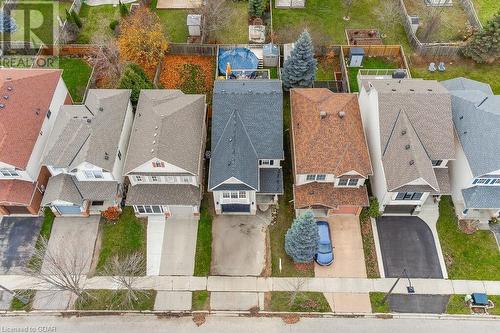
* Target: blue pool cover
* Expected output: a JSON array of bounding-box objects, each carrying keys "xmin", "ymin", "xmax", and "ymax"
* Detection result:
[{"xmin": 218, "ymin": 48, "xmax": 259, "ymax": 75}]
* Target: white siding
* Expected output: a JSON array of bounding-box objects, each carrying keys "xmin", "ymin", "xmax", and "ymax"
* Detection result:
[
  {"xmin": 111, "ymin": 101, "xmax": 134, "ymax": 183},
  {"xmin": 129, "ymin": 158, "xmax": 193, "ymax": 174},
  {"xmin": 73, "ymin": 162, "xmax": 115, "ymax": 181},
  {"xmin": 449, "ymin": 133, "xmax": 474, "ymax": 205}
]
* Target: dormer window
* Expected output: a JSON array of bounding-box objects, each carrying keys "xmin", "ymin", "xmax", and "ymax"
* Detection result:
[
  {"xmin": 432, "ymin": 160, "xmax": 443, "ymax": 167},
  {"xmin": 306, "ymin": 174, "xmax": 326, "ymax": 181},
  {"xmin": 337, "ymin": 178, "xmax": 359, "ymax": 187},
  {"xmin": 84, "ymin": 170, "xmax": 103, "ymax": 179},
  {"xmin": 259, "ymin": 160, "xmax": 274, "ymax": 166},
  {"xmin": 152, "ymin": 161, "xmax": 165, "ymax": 168},
  {"xmin": 0, "ymin": 169, "xmax": 19, "ymax": 177}
]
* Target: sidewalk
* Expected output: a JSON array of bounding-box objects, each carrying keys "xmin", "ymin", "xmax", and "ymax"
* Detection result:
[{"xmin": 1, "ymin": 275, "xmax": 500, "ymax": 295}]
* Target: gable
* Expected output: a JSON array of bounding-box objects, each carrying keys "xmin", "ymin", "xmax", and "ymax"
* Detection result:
[{"xmin": 127, "ymin": 158, "xmax": 192, "ymax": 175}]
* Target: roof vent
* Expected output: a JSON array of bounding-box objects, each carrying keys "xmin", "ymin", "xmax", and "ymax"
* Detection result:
[
  {"xmin": 409, "ymin": 160, "xmax": 415, "ymax": 165},
  {"xmin": 391, "ymin": 89, "xmax": 396, "ymax": 92},
  {"xmin": 405, "ymin": 144, "xmax": 410, "ymax": 150},
  {"xmin": 155, "ymin": 126, "xmax": 158, "ymax": 130},
  {"xmin": 320, "ymin": 111, "xmax": 327, "ymax": 119},
  {"xmin": 152, "ymin": 140, "xmax": 156, "ymax": 145},
  {"xmin": 151, "ymin": 149, "xmax": 154, "ymax": 153},
  {"xmin": 228, "ymin": 137, "xmax": 233, "ymax": 142},
  {"xmin": 104, "ymin": 155, "xmax": 109, "ymax": 160},
  {"xmin": 409, "ymin": 89, "xmax": 414, "ymax": 92},
  {"xmin": 87, "ymin": 118, "xmax": 92, "ymax": 123},
  {"xmin": 463, "ymin": 131, "xmax": 467, "ymax": 135},
  {"xmin": 0, "ymin": 104, "xmax": 4, "ymax": 109},
  {"xmin": 3, "ymin": 95, "xmax": 8, "ymax": 100},
  {"xmin": 35, "ymin": 110, "xmax": 39, "ymax": 115},
  {"xmin": 427, "ymin": 89, "xmax": 433, "ymax": 92},
  {"xmin": 459, "ymin": 116, "xmax": 463, "ymax": 120},
  {"xmin": 7, "ymin": 86, "xmax": 13, "ymax": 91},
  {"xmin": 154, "ymin": 133, "xmax": 157, "ymax": 137},
  {"xmin": 338, "ymin": 111, "xmax": 345, "ymax": 119},
  {"xmin": 401, "ymin": 129, "xmax": 407, "ymax": 135},
  {"xmin": 6, "ymin": 77, "xmax": 11, "ymax": 80},
  {"xmin": 99, "ymin": 107, "xmax": 104, "ymax": 112}
]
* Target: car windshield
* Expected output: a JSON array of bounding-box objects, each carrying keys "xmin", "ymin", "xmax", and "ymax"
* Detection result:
[{"xmin": 318, "ymin": 243, "xmax": 331, "ymax": 254}]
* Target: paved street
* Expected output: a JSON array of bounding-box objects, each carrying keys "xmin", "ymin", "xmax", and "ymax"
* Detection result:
[{"xmin": 0, "ymin": 314, "xmax": 499, "ymax": 333}]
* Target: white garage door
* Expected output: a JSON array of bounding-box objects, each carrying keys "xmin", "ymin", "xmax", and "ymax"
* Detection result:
[{"xmin": 169, "ymin": 206, "xmax": 195, "ymax": 217}]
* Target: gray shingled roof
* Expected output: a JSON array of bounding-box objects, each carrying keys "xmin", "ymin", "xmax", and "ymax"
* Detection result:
[
  {"xmin": 368, "ymin": 79, "xmax": 454, "ymax": 192},
  {"xmin": 442, "ymin": 78, "xmax": 500, "ymax": 177},
  {"xmin": 209, "ymin": 80, "xmax": 283, "ymax": 191},
  {"xmin": 42, "ymin": 173, "xmax": 118, "ymax": 206},
  {"xmin": 125, "ymin": 184, "xmax": 201, "ymax": 206},
  {"xmin": 462, "ymin": 186, "xmax": 500, "ymax": 209},
  {"xmin": 124, "ymin": 90, "xmax": 206, "ymax": 175},
  {"xmin": 259, "ymin": 168, "xmax": 283, "ymax": 194},
  {"xmin": 43, "ymin": 89, "xmax": 131, "ymax": 171}
]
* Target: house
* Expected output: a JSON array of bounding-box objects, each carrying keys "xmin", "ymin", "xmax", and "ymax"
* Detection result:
[
  {"xmin": 208, "ymin": 80, "xmax": 283, "ymax": 215},
  {"xmin": 442, "ymin": 78, "xmax": 500, "ymax": 225},
  {"xmin": 41, "ymin": 89, "xmax": 133, "ymax": 216},
  {"xmin": 358, "ymin": 79, "xmax": 454, "ymax": 215},
  {"xmin": 291, "ymin": 89, "xmax": 372, "ymax": 217},
  {"xmin": 0, "ymin": 69, "xmax": 70, "ymax": 215},
  {"xmin": 123, "ymin": 90, "xmax": 206, "ymax": 217}
]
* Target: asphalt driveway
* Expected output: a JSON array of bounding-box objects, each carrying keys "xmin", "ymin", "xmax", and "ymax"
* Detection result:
[
  {"xmin": 211, "ymin": 214, "xmax": 268, "ymax": 276},
  {"xmin": 376, "ymin": 216, "xmax": 443, "ymax": 278},
  {"xmin": 0, "ymin": 216, "xmax": 43, "ymax": 274},
  {"xmin": 388, "ymin": 294, "xmax": 450, "ymax": 314}
]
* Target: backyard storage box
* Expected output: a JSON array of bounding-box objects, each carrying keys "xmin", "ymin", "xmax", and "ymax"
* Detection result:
[
  {"xmin": 283, "ymin": 43, "xmax": 295, "ymax": 63},
  {"xmin": 263, "ymin": 43, "xmax": 279, "ymax": 67},
  {"xmin": 187, "ymin": 14, "xmax": 202, "ymax": 37},
  {"xmin": 348, "ymin": 47, "xmax": 365, "ymax": 67}
]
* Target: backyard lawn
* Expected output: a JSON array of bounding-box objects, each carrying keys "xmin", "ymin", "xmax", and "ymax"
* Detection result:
[
  {"xmin": 436, "ymin": 196, "xmax": 500, "ymax": 280},
  {"xmin": 472, "ymin": 0, "xmax": 499, "ymax": 25},
  {"xmin": 151, "ymin": 0, "xmax": 189, "ymax": 42},
  {"xmin": 76, "ymin": 4, "xmax": 122, "ymax": 44},
  {"xmin": 96, "ymin": 207, "xmax": 147, "ymax": 275},
  {"xmin": 348, "ymin": 56, "xmax": 399, "ymax": 92},
  {"xmin": 410, "ymin": 59, "xmax": 500, "ymax": 94},
  {"xmin": 267, "ymin": 292, "xmax": 331, "ymax": 312},
  {"xmin": 75, "ymin": 290, "xmax": 156, "ymax": 310},
  {"xmin": 210, "ymin": 1, "xmax": 248, "ymax": 44},
  {"xmin": 272, "ymin": 0, "xmax": 410, "ymax": 51},
  {"xmin": 60, "ymin": 57, "xmax": 92, "ymax": 103}
]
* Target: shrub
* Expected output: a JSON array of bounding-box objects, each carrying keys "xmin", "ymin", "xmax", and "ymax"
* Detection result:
[
  {"xmin": 463, "ymin": 12, "xmax": 500, "ymax": 63},
  {"xmin": 118, "ymin": 62, "xmax": 154, "ymax": 105},
  {"xmin": 102, "ymin": 206, "xmax": 121, "ymax": 222},
  {"xmin": 368, "ymin": 197, "xmax": 381, "ymax": 218},
  {"xmin": 71, "ymin": 11, "xmax": 82, "ymax": 29},
  {"xmin": 109, "ymin": 19, "xmax": 120, "ymax": 32},
  {"xmin": 120, "ymin": 1, "xmax": 130, "ymax": 17}
]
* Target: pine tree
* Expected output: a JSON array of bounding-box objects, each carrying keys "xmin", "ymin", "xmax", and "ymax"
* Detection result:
[
  {"xmin": 463, "ymin": 12, "xmax": 499, "ymax": 63},
  {"xmin": 285, "ymin": 210, "xmax": 319, "ymax": 263},
  {"xmin": 0, "ymin": 11, "xmax": 17, "ymax": 33},
  {"xmin": 248, "ymin": 0, "xmax": 265, "ymax": 18},
  {"xmin": 120, "ymin": 1, "xmax": 130, "ymax": 18},
  {"xmin": 281, "ymin": 30, "xmax": 317, "ymax": 90},
  {"xmin": 71, "ymin": 10, "xmax": 82, "ymax": 29},
  {"xmin": 118, "ymin": 63, "xmax": 154, "ymax": 105},
  {"xmin": 65, "ymin": 9, "xmax": 73, "ymax": 24}
]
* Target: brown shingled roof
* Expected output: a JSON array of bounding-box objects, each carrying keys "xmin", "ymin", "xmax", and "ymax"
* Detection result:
[
  {"xmin": 0, "ymin": 69, "xmax": 63, "ymax": 169},
  {"xmin": 291, "ymin": 89, "xmax": 372, "ymax": 177},
  {"xmin": 294, "ymin": 182, "xmax": 369, "ymax": 209}
]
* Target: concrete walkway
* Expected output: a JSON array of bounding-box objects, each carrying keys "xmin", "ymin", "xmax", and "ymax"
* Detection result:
[
  {"xmin": 146, "ymin": 215, "xmax": 166, "ymax": 276},
  {"xmin": 2, "ymin": 275, "xmax": 500, "ymax": 295}
]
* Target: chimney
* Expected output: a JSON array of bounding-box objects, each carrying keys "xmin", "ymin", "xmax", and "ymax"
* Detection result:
[
  {"xmin": 338, "ymin": 111, "xmax": 345, "ymax": 119},
  {"xmin": 320, "ymin": 111, "xmax": 327, "ymax": 119}
]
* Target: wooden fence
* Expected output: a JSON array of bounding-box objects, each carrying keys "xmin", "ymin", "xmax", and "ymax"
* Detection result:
[
  {"xmin": 168, "ymin": 43, "xmax": 217, "ymax": 56},
  {"xmin": 458, "ymin": 0, "xmax": 483, "ymax": 29}
]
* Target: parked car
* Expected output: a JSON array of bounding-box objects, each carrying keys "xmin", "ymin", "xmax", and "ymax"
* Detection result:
[{"xmin": 315, "ymin": 221, "xmax": 334, "ymax": 266}]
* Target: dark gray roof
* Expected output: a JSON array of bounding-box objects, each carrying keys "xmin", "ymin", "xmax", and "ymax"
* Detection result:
[
  {"xmin": 124, "ymin": 90, "xmax": 206, "ymax": 175},
  {"xmin": 462, "ymin": 186, "xmax": 500, "ymax": 209},
  {"xmin": 259, "ymin": 168, "xmax": 283, "ymax": 194},
  {"xmin": 43, "ymin": 89, "xmax": 131, "ymax": 171},
  {"xmin": 42, "ymin": 173, "xmax": 118, "ymax": 206},
  {"xmin": 126, "ymin": 184, "xmax": 201, "ymax": 206},
  {"xmin": 442, "ymin": 78, "xmax": 500, "ymax": 177},
  {"xmin": 209, "ymin": 80, "xmax": 283, "ymax": 191}
]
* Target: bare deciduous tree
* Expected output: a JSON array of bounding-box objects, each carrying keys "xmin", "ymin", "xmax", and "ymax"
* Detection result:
[
  {"xmin": 193, "ymin": 0, "xmax": 234, "ymax": 43},
  {"xmin": 102, "ymin": 253, "xmax": 148, "ymax": 309},
  {"xmin": 419, "ymin": 0, "xmax": 450, "ymax": 42},
  {"xmin": 59, "ymin": 21, "xmax": 80, "ymax": 44},
  {"xmin": 287, "ymin": 277, "xmax": 307, "ymax": 306},
  {"xmin": 90, "ymin": 34, "xmax": 123, "ymax": 88},
  {"xmin": 342, "ymin": 0, "xmax": 355, "ymax": 21},
  {"xmin": 374, "ymin": 0, "xmax": 400, "ymax": 37}
]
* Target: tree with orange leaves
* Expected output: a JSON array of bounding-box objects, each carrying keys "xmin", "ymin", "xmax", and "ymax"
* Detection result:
[{"xmin": 117, "ymin": 7, "xmax": 168, "ymax": 73}]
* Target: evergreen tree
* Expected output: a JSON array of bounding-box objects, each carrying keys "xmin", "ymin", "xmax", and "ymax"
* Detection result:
[
  {"xmin": 248, "ymin": 0, "xmax": 265, "ymax": 18},
  {"xmin": 118, "ymin": 63, "xmax": 154, "ymax": 105},
  {"xmin": 65, "ymin": 9, "xmax": 74, "ymax": 24},
  {"xmin": 0, "ymin": 11, "xmax": 17, "ymax": 33},
  {"xmin": 281, "ymin": 30, "xmax": 317, "ymax": 90},
  {"xmin": 463, "ymin": 12, "xmax": 499, "ymax": 63},
  {"xmin": 285, "ymin": 210, "xmax": 319, "ymax": 263},
  {"xmin": 71, "ymin": 10, "xmax": 82, "ymax": 29},
  {"xmin": 120, "ymin": 1, "xmax": 130, "ymax": 18}
]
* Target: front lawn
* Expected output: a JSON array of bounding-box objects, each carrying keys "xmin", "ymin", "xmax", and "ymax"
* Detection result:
[
  {"xmin": 270, "ymin": 94, "xmax": 314, "ymax": 277},
  {"xmin": 10, "ymin": 290, "xmax": 35, "ymax": 311},
  {"xmin": 410, "ymin": 59, "xmax": 500, "ymax": 94},
  {"xmin": 192, "ymin": 290, "xmax": 210, "ymax": 310},
  {"xmin": 193, "ymin": 196, "xmax": 213, "ymax": 276},
  {"xmin": 76, "ymin": 4, "xmax": 122, "ymax": 44},
  {"xmin": 348, "ymin": 56, "xmax": 399, "ymax": 92},
  {"xmin": 472, "ymin": 0, "xmax": 499, "ymax": 25},
  {"xmin": 369, "ymin": 292, "xmax": 390, "ymax": 313},
  {"xmin": 75, "ymin": 289, "xmax": 156, "ymax": 310},
  {"xmin": 436, "ymin": 196, "xmax": 500, "ymax": 280},
  {"xmin": 150, "ymin": 0, "xmax": 188, "ymax": 42},
  {"xmin": 447, "ymin": 295, "xmax": 500, "ymax": 315},
  {"xmin": 60, "ymin": 57, "xmax": 92, "ymax": 103},
  {"xmin": 96, "ymin": 207, "xmax": 147, "ymax": 275},
  {"xmin": 267, "ymin": 291, "xmax": 331, "ymax": 312}
]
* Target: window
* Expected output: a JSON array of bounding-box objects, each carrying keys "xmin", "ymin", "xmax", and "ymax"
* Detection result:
[
  {"xmin": 306, "ymin": 174, "xmax": 326, "ymax": 181},
  {"xmin": 137, "ymin": 206, "xmax": 145, "ymax": 214},
  {"xmin": 239, "ymin": 191, "xmax": 246, "ymax": 198},
  {"xmin": 152, "ymin": 206, "xmax": 162, "ymax": 214},
  {"xmin": 151, "ymin": 176, "xmax": 159, "ymax": 182},
  {"xmin": 316, "ymin": 174, "xmax": 326, "ymax": 181},
  {"xmin": 182, "ymin": 176, "xmax": 190, "ymax": 183},
  {"xmin": 259, "ymin": 160, "xmax": 274, "ymax": 166},
  {"xmin": 337, "ymin": 178, "xmax": 360, "ymax": 187},
  {"xmin": 348, "ymin": 179, "xmax": 358, "ymax": 186},
  {"xmin": 135, "ymin": 205, "xmax": 163, "ymax": 214},
  {"xmin": 473, "ymin": 178, "xmax": 491, "ymax": 184},
  {"xmin": 117, "ymin": 150, "xmax": 122, "ymax": 160},
  {"xmin": 431, "ymin": 160, "xmax": 443, "ymax": 167},
  {"xmin": 91, "ymin": 200, "xmax": 104, "ymax": 206},
  {"xmin": 231, "ymin": 192, "xmax": 239, "ymax": 199},
  {"xmin": 46, "ymin": 110, "xmax": 51, "ymax": 119},
  {"xmin": 144, "ymin": 206, "xmax": 153, "ymax": 214},
  {"xmin": 0, "ymin": 169, "xmax": 19, "ymax": 177},
  {"xmin": 84, "ymin": 170, "xmax": 103, "ymax": 179},
  {"xmin": 166, "ymin": 176, "xmax": 175, "ymax": 183},
  {"xmin": 222, "ymin": 192, "xmax": 230, "ymax": 199},
  {"xmin": 152, "ymin": 161, "xmax": 165, "ymax": 168},
  {"xmin": 135, "ymin": 175, "xmax": 143, "ymax": 182},
  {"xmin": 395, "ymin": 192, "xmax": 423, "ymax": 200},
  {"xmin": 338, "ymin": 178, "xmax": 348, "ymax": 186},
  {"xmin": 306, "ymin": 174, "xmax": 316, "ymax": 181}
]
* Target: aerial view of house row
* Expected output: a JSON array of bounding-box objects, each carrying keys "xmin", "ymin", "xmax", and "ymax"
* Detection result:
[{"xmin": 0, "ymin": 0, "xmax": 499, "ymax": 329}]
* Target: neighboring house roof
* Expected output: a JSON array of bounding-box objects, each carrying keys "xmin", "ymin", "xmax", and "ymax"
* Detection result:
[
  {"xmin": 124, "ymin": 90, "xmax": 206, "ymax": 175},
  {"xmin": 42, "ymin": 173, "xmax": 118, "ymax": 206},
  {"xmin": 0, "ymin": 180, "xmax": 37, "ymax": 206},
  {"xmin": 0, "ymin": 69, "xmax": 62, "ymax": 169},
  {"xmin": 367, "ymin": 79, "xmax": 454, "ymax": 192},
  {"xmin": 125, "ymin": 184, "xmax": 201, "ymax": 206},
  {"xmin": 291, "ymin": 89, "xmax": 372, "ymax": 177},
  {"xmin": 294, "ymin": 183, "xmax": 369, "ymax": 209},
  {"xmin": 442, "ymin": 78, "xmax": 500, "ymax": 177},
  {"xmin": 209, "ymin": 80, "xmax": 283, "ymax": 191},
  {"xmin": 43, "ymin": 89, "xmax": 131, "ymax": 171},
  {"xmin": 462, "ymin": 186, "xmax": 500, "ymax": 209},
  {"xmin": 260, "ymin": 168, "xmax": 284, "ymax": 194}
]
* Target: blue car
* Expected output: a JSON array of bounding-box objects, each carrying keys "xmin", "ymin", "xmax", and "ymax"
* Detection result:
[{"xmin": 315, "ymin": 221, "xmax": 334, "ymax": 266}]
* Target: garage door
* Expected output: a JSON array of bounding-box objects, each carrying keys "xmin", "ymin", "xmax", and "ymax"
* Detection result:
[
  {"xmin": 384, "ymin": 205, "xmax": 416, "ymax": 214},
  {"xmin": 55, "ymin": 205, "xmax": 82, "ymax": 215},
  {"xmin": 3, "ymin": 206, "xmax": 31, "ymax": 215},
  {"xmin": 221, "ymin": 204, "xmax": 250, "ymax": 213},
  {"xmin": 169, "ymin": 206, "xmax": 194, "ymax": 217}
]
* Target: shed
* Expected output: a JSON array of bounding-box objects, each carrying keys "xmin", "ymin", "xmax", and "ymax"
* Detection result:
[
  {"xmin": 348, "ymin": 47, "xmax": 365, "ymax": 67},
  {"xmin": 262, "ymin": 43, "xmax": 279, "ymax": 67},
  {"xmin": 187, "ymin": 14, "xmax": 202, "ymax": 37},
  {"xmin": 283, "ymin": 43, "xmax": 295, "ymax": 63}
]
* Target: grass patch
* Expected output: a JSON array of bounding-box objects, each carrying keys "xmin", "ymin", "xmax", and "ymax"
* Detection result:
[
  {"xmin": 410, "ymin": 59, "xmax": 500, "ymax": 94},
  {"xmin": 151, "ymin": 0, "xmax": 189, "ymax": 43},
  {"xmin": 192, "ymin": 290, "xmax": 210, "ymax": 311},
  {"xmin": 28, "ymin": 208, "xmax": 55, "ymax": 270},
  {"xmin": 211, "ymin": 2, "xmax": 247, "ymax": 43},
  {"xmin": 10, "ymin": 290, "xmax": 35, "ymax": 311},
  {"xmin": 436, "ymin": 196, "xmax": 500, "ymax": 280},
  {"xmin": 268, "ymin": 291, "xmax": 331, "ymax": 312},
  {"xmin": 60, "ymin": 57, "xmax": 92, "ymax": 103},
  {"xmin": 369, "ymin": 292, "xmax": 390, "ymax": 313},
  {"xmin": 446, "ymin": 295, "xmax": 470, "ymax": 314},
  {"xmin": 270, "ymin": 93, "xmax": 314, "ymax": 277},
  {"xmin": 316, "ymin": 57, "xmax": 335, "ymax": 80},
  {"xmin": 76, "ymin": 4, "xmax": 122, "ymax": 44},
  {"xmin": 360, "ymin": 209, "xmax": 380, "ymax": 278},
  {"xmin": 75, "ymin": 289, "xmax": 156, "ymax": 310},
  {"xmin": 96, "ymin": 207, "xmax": 147, "ymax": 275},
  {"xmin": 472, "ymin": 0, "xmax": 499, "ymax": 25},
  {"xmin": 193, "ymin": 196, "xmax": 213, "ymax": 276},
  {"xmin": 348, "ymin": 56, "xmax": 398, "ymax": 92}
]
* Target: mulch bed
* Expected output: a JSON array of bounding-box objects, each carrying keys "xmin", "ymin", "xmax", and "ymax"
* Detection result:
[
  {"xmin": 458, "ymin": 219, "xmax": 479, "ymax": 235},
  {"xmin": 159, "ymin": 54, "xmax": 214, "ymax": 92}
]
